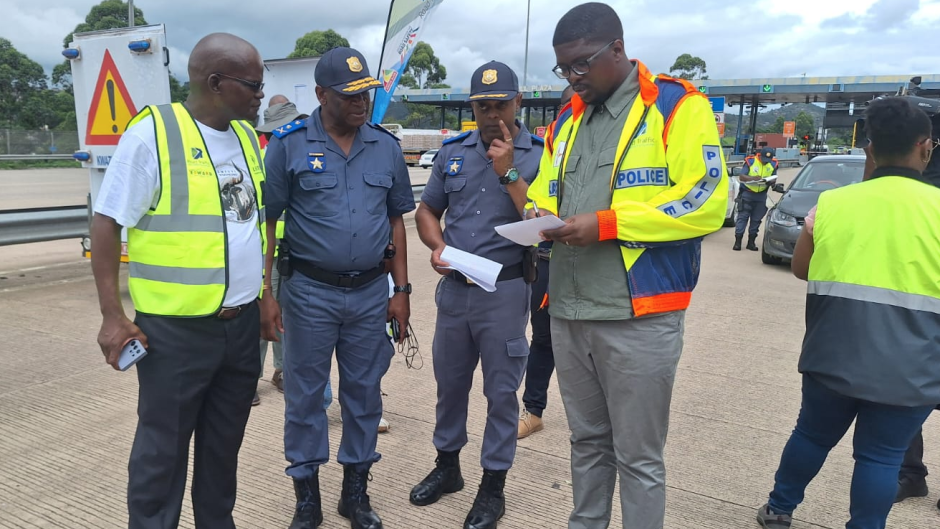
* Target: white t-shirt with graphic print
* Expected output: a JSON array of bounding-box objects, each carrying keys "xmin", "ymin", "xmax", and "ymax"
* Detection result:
[{"xmin": 94, "ymin": 116, "xmax": 262, "ymax": 308}]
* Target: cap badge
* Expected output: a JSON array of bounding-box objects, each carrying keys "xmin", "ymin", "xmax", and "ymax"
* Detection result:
[
  {"xmin": 482, "ymin": 69, "xmax": 498, "ymax": 85},
  {"xmin": 346, "ymin": 57, "xmax": 364, "ymax": 73}
]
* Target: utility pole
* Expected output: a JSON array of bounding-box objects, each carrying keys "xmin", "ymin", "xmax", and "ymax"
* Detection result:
[
  {"xmin": 522, "ymin": 0, "xmax": 531, "ymax": 87},
  {"xmin": 129, "ymin": 0, "xmax": 135, "ymax": 27},
  {"xmin": 522, "ymin": 0, "xmax": 531, "ymax": 126}
]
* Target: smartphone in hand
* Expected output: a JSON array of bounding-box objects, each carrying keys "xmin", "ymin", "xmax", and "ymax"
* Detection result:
[{"xmin": 118, "ymin": 339, "xmax": 148, "ymax": 371}]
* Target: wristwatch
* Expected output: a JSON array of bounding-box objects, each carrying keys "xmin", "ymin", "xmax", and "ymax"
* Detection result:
[
  {"xmin": 393, "ymin": 283, "xmax": 412, "ymax": 294},
  {"xmin": 499, "ymin": 167, "xmax": 520, "ymax": 185}
]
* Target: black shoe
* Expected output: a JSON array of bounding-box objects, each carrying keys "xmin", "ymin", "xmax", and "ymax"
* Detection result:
[
  {"xmin": 410, "ymin": 449, "xmax": 464, "ymax": 506},
  {"xmin": 290, "ymin": 474, "xmax": 323, "ymax": 529},
  {"xmin": 747, "ymin": 234, "xmax": 759, "ymax": 251},
  {"xmin": 338, "ymin": 464, "xmax": 382, "ymax": 529},
  {"xmin": 895, "ymin": 475, "xmax": 928, "ymax": 503},
  {"xmin": 464, "ymin": 469, "xmax": 507, "ymax": 529},
  {"xmin": 733, "ymin": 235, "xmax": 742, "ymax": 251}
]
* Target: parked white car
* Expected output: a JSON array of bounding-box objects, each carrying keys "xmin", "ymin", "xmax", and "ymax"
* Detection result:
[
  {"xmin": 418, "ymin": 149, "xmax": 439, "ymax": 168},
  {"xmin": 724, "ymin": 168, "xmax": 741, "ymax": 227}
]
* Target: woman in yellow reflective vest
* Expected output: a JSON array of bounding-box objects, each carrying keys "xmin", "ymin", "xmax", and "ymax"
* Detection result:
[{"xmin": 756, "ymin": 97, "xmax": 940, "ymax": 529}]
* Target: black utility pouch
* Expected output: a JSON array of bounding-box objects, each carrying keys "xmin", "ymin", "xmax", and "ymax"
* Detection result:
[{"xmin": 522, "ymin": 246, "xmax": 539, "ymax": 284}]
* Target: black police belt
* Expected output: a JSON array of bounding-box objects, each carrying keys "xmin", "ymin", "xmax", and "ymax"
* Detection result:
[
  {"xmin": 292, "ymin": 258, "xmax": 386, "ymax": 289},
  {"xmin": 448, "ymin": 262, "xmax": 524, "ymax": 285}
]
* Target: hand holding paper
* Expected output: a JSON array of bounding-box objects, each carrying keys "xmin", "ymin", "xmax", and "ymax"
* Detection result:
[
  {"xmin": 495, "ymin": 216, "xmax": 566, "ymax": 246},
  {"xmin": 438, "ymin": 246, "xmax": 503, "ymax": 292}
]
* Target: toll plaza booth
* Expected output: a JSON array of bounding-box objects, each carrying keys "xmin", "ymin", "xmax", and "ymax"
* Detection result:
[
  {"xmin": 396, "ymin": 85, "xmax": 568, "ymax": 139},
  {"xmin": 63, "ymin": 24, "xmax": 172, "ymax": 260},
  {"xmin": 399, "ymin": 74, "xmax": 940, "ymax": 160}
]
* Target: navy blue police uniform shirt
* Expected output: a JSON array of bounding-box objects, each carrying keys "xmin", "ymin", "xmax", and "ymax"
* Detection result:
[
  {"xmin": 421, "ymin": 121, "xmax": 544, "ymax": 267},
  {"xmin": 264, "ymin": 108, "xmax": 416, "ymax": 273}
]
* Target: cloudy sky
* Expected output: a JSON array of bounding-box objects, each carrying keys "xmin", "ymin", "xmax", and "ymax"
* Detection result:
[{"xmin": 3, "ymin": 0, "xmax": 940, "ymax": 89}]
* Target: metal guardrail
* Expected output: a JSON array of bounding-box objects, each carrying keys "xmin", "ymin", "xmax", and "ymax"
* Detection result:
[
  {"xmin": 0, "ymin": 186, "xmax": 431, "ymax": 247},
  {"xmin": 0, "ymin": 154, "xmax": 77, "ymax": 162},
  {"xmin": 0, "ymin": 206, "xmax": 89, "ymax": 247}
]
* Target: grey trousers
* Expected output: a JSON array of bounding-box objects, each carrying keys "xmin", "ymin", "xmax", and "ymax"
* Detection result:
[
  {"xmin": 551, "ymin": 312, "xmax": 685, "ymax": 529},
  {"xmin": 432, "ymin": 276, "xmax": 530, "ymax": 470}
]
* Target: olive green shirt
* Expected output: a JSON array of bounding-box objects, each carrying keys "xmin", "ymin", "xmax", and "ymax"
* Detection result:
[{"xmin": 549, "ymin": 67, "xmax": 641, "ymax": 321}]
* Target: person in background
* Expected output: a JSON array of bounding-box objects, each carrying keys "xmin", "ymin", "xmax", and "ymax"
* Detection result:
[
  {"xmin": 892, "ymin": 110, "xmax": 940, "ymax": 509},
  {"xmin": 756, "ymin": 96, "xmax": 940, "ymax": 529},
  {"xmin": 734, "ymin": 146, "xmax": 778, "ymax": 252},
  {"xmin": 518, "ymin": 84, "xmax": 574, "ymax": 440},
  {"xmin": 253, "ymin": 95, "xmax": 313, "ymax": 406}
]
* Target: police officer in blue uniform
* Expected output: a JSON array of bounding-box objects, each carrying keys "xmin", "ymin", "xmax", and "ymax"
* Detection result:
[
  {"xmin": 261, "ymin": 47, "xmax": 415, "ymax": 529},
  {"xmin": 410, "ymin": 61, "xmax": 544, "ymax": 529}
]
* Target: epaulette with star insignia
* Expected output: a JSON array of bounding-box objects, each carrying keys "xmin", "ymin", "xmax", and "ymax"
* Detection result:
[{"xmin": 271, "ymin": 119, "xmax": 307, "ymax": 139}]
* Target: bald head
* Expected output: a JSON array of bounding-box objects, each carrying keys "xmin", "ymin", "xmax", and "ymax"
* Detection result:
[
  {"xmin": 269, "ymin": 95, "xmax": 289, "ymax": 107},
  {"xmin": 188, "ymin": 33, "xmax": 262, "ymax": 86},
  {"xmin": 185, "ymin": 33, "xmax": 264, "ymax": 127}
]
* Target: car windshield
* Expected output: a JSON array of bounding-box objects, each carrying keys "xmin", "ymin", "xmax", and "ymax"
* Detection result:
[{"xmin": 790, "ymin": 161, "xmax": 864, "ymax": 191}]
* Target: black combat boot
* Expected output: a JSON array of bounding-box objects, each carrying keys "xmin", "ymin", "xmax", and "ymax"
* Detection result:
[
  {"xmin": 463, "ymin": 469, "xmax": 507, "ymax": 529},
  {"xmin": 732, "ymin": 234, "xmax": 743, "ymax": 251},
  {"xmin": 337, "ymin": 464, "xmax": 382, "ymax": 529},
  {"xmin": 747, "ymin": 234, "xmax": 759, "ymax": 251},
  {"xmin": 289, "ymin": 473, "xmax": 323, "ymax": 529},
  {"xmin": 409, "ymin": 449, "xmax": 464, "ymax": 506}
]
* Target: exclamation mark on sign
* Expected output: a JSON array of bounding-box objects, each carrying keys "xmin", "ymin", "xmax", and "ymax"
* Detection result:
[{"xmin": 107, "ymin": 79, "xmax": 118, "ymax": 133}]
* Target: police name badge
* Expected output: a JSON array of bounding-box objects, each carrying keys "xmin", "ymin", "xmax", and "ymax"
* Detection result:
[
  {"xmin": 308, "ymin": 153, "xmax": 326, "ymax": 173},
  {"xmin": 347, "ymin": 57, "xmax": 363, "ymax": 73},
  {"xmin": 481, "ymin": 69, "xmax": 498, "ymax": 85}
]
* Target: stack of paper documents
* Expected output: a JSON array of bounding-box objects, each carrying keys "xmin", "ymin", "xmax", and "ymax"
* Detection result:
[
  {"xmin": 494, "ymin": 216, "xmax": 566, "ymax": 246},
  {"xmin": 438, "ymin": 246, "xmax": 503, "ymax": 292}
]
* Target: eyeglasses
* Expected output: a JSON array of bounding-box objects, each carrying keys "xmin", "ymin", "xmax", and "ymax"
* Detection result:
[
  {"xmin": 552, "ymin": 40, "xmax": 616, "ymax": 79},
  {"xmin": 214, "ymin": 72, "xmax": 264, "ymax": 93}
]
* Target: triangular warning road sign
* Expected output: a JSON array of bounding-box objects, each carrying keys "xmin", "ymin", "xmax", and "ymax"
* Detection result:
[{"xmin": 85, "ymin": 50, "xmax": 138, "ymax": 146}]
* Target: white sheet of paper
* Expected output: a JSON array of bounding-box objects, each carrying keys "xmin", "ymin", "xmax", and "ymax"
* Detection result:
[
  {"xmin": 439, "ymin": 246, "xmax": 503, "ymax": 292},
  {"xmin": 494, "ymin": 215, "xmax": 567, "ymax": 246}
]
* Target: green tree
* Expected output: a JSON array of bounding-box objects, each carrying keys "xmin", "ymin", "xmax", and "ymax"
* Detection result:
[
  {"xmin": 406, "ymin": 42, "xmax": 447, "ymax": 89},
  {"xmin": 795, "ymin": 111, "xmax": 815, "ymax": 140},
  {"xmin": 53, "ymin": 0, "xmax": 185, "ymax": 114},
  {"xmin": 169, "ymin": 76, "xmax": 189, "ymax": 103},
  {"xmin": 55, "ymin": 0, "xmax": 147, "ymax": 91},
  {"xmin": 771, "ymin": 115, "xmax": 785, "ymax": 134},
  {"xmin": 289, "ymin": 30, "xmax": 349, "ymax": 58},
  {"xmin": 0, "ymin": 38, "xmax": 49, "ymax": 127},
  {"xmin": 393, "ymin": 42, "xmax": 451, "ymax": 127},
  {"xmin": 669, "ymin": 53, "xmax": 708, "ymax": 80}
]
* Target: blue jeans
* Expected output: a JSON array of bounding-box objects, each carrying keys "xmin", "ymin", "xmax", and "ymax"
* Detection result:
[{"xmin": 768, "ymin": 374, "xmax": 933, "ymax": 529}]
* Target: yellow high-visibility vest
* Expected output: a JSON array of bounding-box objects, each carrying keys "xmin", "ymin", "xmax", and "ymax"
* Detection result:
[
  {"xmin": 801, "ymin": 171, "xmax": 940, "ymax": 406},
  {"xmin": 126, "ymin": 103, "xmax": 267, "ymax": 317}
]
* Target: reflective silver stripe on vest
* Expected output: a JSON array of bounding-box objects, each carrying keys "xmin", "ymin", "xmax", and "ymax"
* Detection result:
[
  {"xmin": 235, "ymin": 120, "xmax": 262, "ymax": 164},
  {"xmin": 257, "ymin": 206, "xmax": 266, "ymax": 224},
  {"xmin": 136, "ymin": 214, "xmax": 225, "ymax": 233},
  {"xmin": 129, "ymin": 262, "xmax": 225, "ymax": 285},
  {"xmin": 157, "ymin": 104, "xmax": 192, "ymax": 218},
  {"xmin": 809, "ymin": 281, "xmax": 940, "ymax": 315}
]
